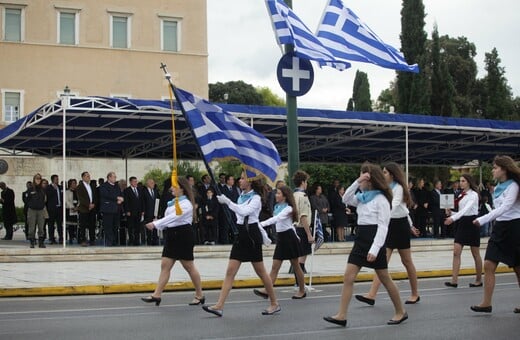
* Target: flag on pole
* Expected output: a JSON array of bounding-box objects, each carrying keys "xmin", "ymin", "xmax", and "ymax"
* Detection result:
[
  {"xmin": 265, "ymin": 0, "xmax": 350, "ymax": 70},
  {"xmin": 317, "ymin": 0, "xmax": 419, "ymax": 73},
  {"xmin": 314, "ymin": 211, "xmax": 325, "ymax": 251},
  {"xmin": 173, "ymin": 87, "xmax": 281, "ymax": 182}
]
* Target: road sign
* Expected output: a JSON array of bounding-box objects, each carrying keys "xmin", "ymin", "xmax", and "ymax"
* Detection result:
[{"xmin": 276, "ymin": 52, "xmax": 314, "ymax": 97}]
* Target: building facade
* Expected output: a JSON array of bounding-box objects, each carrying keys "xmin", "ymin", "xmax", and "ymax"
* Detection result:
[{"xmin": 0, "ymin": 0, "xmax": 208, "ymax": 128}]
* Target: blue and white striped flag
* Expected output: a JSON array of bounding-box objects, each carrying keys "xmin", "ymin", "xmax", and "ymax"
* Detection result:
[
  {"xmin": 265, "ymin": 0, "xmax": 350, "ymax": 71},
  {"xmin": 317, "ymin": 0, "xmax": 419, "ymax": 73},
  {"xmin": 314, "ymin": 210, "xmax": 325, "ymax": 251},
  {"xmin": 174, "ymin": 87, "xmax": 281, "ymax": 182}
]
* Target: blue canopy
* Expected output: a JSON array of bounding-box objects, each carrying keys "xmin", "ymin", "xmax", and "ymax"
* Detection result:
[{"xmin": 0, "ymin": 96, "xmax": 518, "ymax": 165}]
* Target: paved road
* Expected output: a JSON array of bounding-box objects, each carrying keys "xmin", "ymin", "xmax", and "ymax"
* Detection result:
[{"xmin": 1, "ymin": 275, "xmax": 518, "ymax": 340}]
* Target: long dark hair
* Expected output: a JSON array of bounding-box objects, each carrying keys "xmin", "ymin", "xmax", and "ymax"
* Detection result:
[
  {"xmin": 360, "ymin": 163, "xmax": 392, "ymax": 205},
  {"xmin": 461, "ymin": 174, "xmax": 479, "ymax": 193},
  {"xmin": 278, "ymin": 185, "xmax": 299, "ymax": 222},
  {"xmin": 178, "ymin": 177, "xmax": 195, "ymax": 208},
  {"xmin": 494, "ymin": 155, "xmax": 520, "ymax": 187},
  {"xmin": 383, "ymin": 162, "xmax": 411, "ymax": 206}
]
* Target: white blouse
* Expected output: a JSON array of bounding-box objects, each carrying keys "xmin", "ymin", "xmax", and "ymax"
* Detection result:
[
  {"xmin": 153, "ymin": 199, "xmax": 193, "ymax": 231},
  {"xmin": 260, "ymin": 205, "xmax": 295, "ymax": 233},
  {"xmin": 390, "ymin": 183, "xmax": 413, "ymax": 227},
  {"xmin": 450, "ymin": 189, "xmax": 479, "ymax": 221},
  {"xmin": 343, "ymin": 181, "xmax": 391, "ymax": 256},
  {"xmin": 477, "ymin": 181, "xmax": 520, "ymax": 225},
  {"xmin": 225, "ymin": 192, "xmax": 261, "ymax": 225}
]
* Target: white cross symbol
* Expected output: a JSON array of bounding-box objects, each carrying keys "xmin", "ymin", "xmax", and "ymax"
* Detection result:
[{"xmin": 282, "ymin": 57, "xmax": 310, "ymax": 92}]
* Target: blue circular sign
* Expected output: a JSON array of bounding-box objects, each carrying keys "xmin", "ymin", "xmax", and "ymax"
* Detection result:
[{"xmin": 276, "ymin": 52, "xmax": 314, "ymax": 97}]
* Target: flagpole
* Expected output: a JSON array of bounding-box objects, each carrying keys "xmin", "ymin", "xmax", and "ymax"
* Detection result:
[
  {"xmin": 308, "ymin": 209, "xmax": 318, "ymax": 292},
  {"xmin": 159, "ymin": 63, "xmax": 238, "ymax": 236}
]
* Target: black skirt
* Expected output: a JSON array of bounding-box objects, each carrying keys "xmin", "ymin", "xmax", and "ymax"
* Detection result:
[
  {"xmin": 161, "ymin": 224, "xmax": 194, "ymax": 260},
  {"xmin": 385, "ymin": 217, "xmax": 411, "ymax": 250},
  {"xmin": 229, "ymin": 223, "xmax": 263, "ymax": 262},
  {"xmin": 273, "ymin": 229, "xmax": 302, "ymax": 260},
  {"xmin": 454, "ymin": 215, "xmax": 480, "ymax": 247},
  {"xmin": 296, "ymin": 227, "xmax": 312, "ymax": 256},
  {"xmin": 485, "ymin": 218, "xmax": 520, "ymax": 267},
  {"xmin": 348, "ymin": 225, "xmax": 387, "ymax": 269}
]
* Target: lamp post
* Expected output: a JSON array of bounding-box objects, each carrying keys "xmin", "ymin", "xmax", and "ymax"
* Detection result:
[{"xmin": 61, "ymin": 86, "xmax": 70, "ymax": 248}]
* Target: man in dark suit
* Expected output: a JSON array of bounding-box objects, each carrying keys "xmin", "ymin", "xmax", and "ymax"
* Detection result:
[
  {"xmin": 0, "ymin": 182, "xmax": 17, "ymax": 240},
  {"xmin": 430, "ymin": 180, "xmax": 446, "ymax": 238},
  {"xmin": 76, "ymin": 171, "xmax": 97, "ymax": 246},
  {"xmin": 219, "ymin": 174, "xmax": 239, "ymax": 244},
  {"xmin": 143, "ymin": 178, "xmax": 160, "ymax": 245},
  {"xmin": 124, "ymin": 176, "xmax": 144, "ymax": 246},
  {"xmin": 99, "ymin": 172, "xmax": 123, "ymax": 246},
  {"xmin": 46, "ymin": 174, "xmax": 63, "ymax": 244}
]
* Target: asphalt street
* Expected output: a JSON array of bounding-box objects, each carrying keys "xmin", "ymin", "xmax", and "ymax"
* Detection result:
[{"xmin": 0, "ymin": 274, "xmax": 518, "ymax": 340}]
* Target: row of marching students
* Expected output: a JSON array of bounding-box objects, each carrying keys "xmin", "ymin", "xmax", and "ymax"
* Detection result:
[{"xmin": 139, "ymin": 155, "xmax": 520, "ymax": 326}]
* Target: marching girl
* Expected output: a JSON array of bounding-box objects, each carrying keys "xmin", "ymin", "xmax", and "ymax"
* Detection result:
[
  {"xmin": 444, "ymin": 174, "xmax": 482, "ymax": 288},
  {"xmin": 471, "ymin": 155, "xmax": 520, "ymax": 313},
  {"xmin": 141, "ymin": 177, "xmax": 205, "ymax": 306},
  {"xmin": 252, "ymin": 185, "xmax": 306, "ymax": 300},
  {"xmin": 355, "ymin": 162, "xmax": 420, "ymax": 306},
  {"xmin": 203, "ymin": 172, "xmax": 280, "ymax": 317},
  {"xmin": 323, "ymin": 163, "xmax": 407, "ymax": 327}
]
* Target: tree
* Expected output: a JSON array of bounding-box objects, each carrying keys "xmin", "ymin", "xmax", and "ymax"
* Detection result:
[
  {"xmin": 213, "ymin": 159, "xmax": 243, "ymax": 181},
  {"xmin": 346, "ymin": 98, "xmax": 354, "ymax": 111},
  {"xmin": 298, "ymin": 163, "xmax": 360, "ymax": 190},
  {"xmin": 397, "ymin": 0, "xmax": 430, "ymax": 114},
  {"xmin": 256, "ymin": 86, "xmax": 285, "ymax": 106},
  {"xmin": 209, "ymin": 81, "xmax": 263, "ymax": 105},
  {"xmin": 483, "ymin": 48, "xmax": 513, "ymax": 120},
  {"xmin": 352, "ymin": 70, "xmax": 372, "ymax": 111},
  {"xmin": 375, "ymin": 83, "xmax": 397, "ymax": 113}
]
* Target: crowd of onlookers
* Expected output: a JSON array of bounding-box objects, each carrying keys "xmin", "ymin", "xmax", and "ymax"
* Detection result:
[{"xmin": 0, "ymin": 171, "xmax": 494, "ymax": 247}]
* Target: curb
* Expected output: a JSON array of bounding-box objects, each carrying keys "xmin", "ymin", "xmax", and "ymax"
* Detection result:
[{"xmin": 0, "ymin": 266, "xmax": 513, "ymax": 298}]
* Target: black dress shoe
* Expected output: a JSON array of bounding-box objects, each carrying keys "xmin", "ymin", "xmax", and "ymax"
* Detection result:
[
  {"xmin": 444, "ymin": 282, "xmax": 458, "ymax": 288},
  {"xmin": 253, "ymin": 288, "xmax": 269, "ymax": 299},
  {"xmin": 323, "ymin": 316, "xmax": 347, "ymax": 327},
  {"xmin": 202, "ymin": 305, "xmax": 223, "ymax": 317},
  {"xmin": 514, "ymin": 307, "xmax": 520, "ymax": 314},
  {"xmin": 261, "ymin": 305, "xmax": 281, "ymax": 315},
  {"xmin": 470, "ymin": 305, "xmax": 492, "ymax": 313},
  {"xmin": 141, "ymin": 296, "xmax": 161, "ymax": 306},
  {"xmin": 355, "ymin": 294, "xmax": 375, "ymax": 306},
  {"xmin": 387, "ymin": 312, "xmax": 408, "ymax": 325},
  {"xmin": 189, "ymin": 295, "xmax": 206, "ymax": 306},
  {"xmin": 405, "ymin": 296, "xmax": 420, "ymax": 304},
  {"xmin": 291, "ymin": 292, "xmax": 306, "ymax": 299},
  {"xmin": 469, "ymin": 282, "xmax": 483, "ymax": 287}
]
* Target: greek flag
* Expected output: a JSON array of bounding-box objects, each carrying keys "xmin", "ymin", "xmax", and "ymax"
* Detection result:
[
  {"xmin": 314, "ymin": 210, "xmax": 325, "ymax": 251},
  {"xmin": 265, "ymin": 0, "xmax": 350, "ymax": 70},
  {"xmin": 317, "ymin": 0, "xmax": 419, "ymax": 73},
  {"xmin": 174, "ymin": 87, "xmax": 281, "ymax": 182}
]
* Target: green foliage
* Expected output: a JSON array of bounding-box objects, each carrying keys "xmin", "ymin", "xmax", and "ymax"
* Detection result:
[
  {"xmin": 142, "ymin": 160, "xmax": 204, "ymax": 192},
  {"xmin": 352, "ymin": 70, "xmax": 372, "ymax": 111},
  {"xmin": 469, "ymin": 163, "xmax": 493, "ymax": 185},
  {"xmin": 256, "ymin": 86, "xmax": 285, "ymax": 106},
  {"xmin": 177, "ymin": 160, "xmax": 205, "ymax": 182},
  {"xmin": 209, "ymin": 81, "xmax": 263, "ymax": 105},
  {"xmin": 213, "ymin": 159, "xmax": 243, "ymax": 181},
  {"xmin": 483, "ymin": 48, "xmax": 513, "ymax": 120},
  {"xmin": 375, "ymin": 84, "xmax": 397, "ymax": 113},
  {"xmin": 346, "ymin": 98, "xmax": 354, "ymax": 111},
  {"xmin": 408, "ymin": 166, "xmax": 451, "ymax": 186},
  {"xmin": 0, "ymin": 207, "xmax": 25, "ymax": 223},
  {"xmin": 298, "ymin": 163, "xmax": 360, "ymax": 189}
]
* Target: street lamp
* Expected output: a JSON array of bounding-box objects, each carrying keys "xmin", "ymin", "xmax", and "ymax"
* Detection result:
[{"xmin": 61, "ymin": 86, "xmax": 71, "ymax": 248}]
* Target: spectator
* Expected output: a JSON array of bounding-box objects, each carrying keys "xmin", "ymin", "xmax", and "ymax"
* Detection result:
[
  {"xmin": 479, "ymin": 195, "xmax": 492, "ymax": 237},
  {"xmin": 310, "ymin": 184, "xmax": 331, "ymax": 241},
  {"xmin": 46, "ymin": 174, "xmax": 63, "ymax": 244},
  {"xmin": 76, "ymin": 172, "xmax": 97, "ymax": 246},
  {"xmin": 118, "ymin": 179, "xmax": 128, "ymax": 245},
  {"xmin": 219, "ymin": 174, "xmax": 239, "ymax": 244},
  {"xmin": 22, "ymin": 181, "xmax": 33, "ymax": 239},
  {"xmin": 26, "ymin": 173, "xmax": 46, "ymax": 248},
  {"xmin": 331, "ymin": 185, "xmax": 348, "ymax": 242},
  {"xmin": 413, "ymin": 178, "xmax": 429, "ymax": 237},
  {"xmin": 99, "ymin": 172, "xmax": 123, "ymax": 246},
  {"xmin": 201, "ymin": 187, "xmax": 219, "ymax": 245},
  {"xmin": 293, "ymin": 170, "xmax": 314, "ymax": 275},
  {"xmin": 143, "ymin": 179, "xmax": 160, "ymax": 245},
  {"xmin": 124, "ymin": 176, "xmax": 144, "ymax": 246},
  {"xmin": 0, "ymin": 182, "xmax": 17, "ymax": 240},
  {"xmin": 65, "ymin": 178, "xmax": 79, "ymax": 244},
  {"xmin": 430, "ymin": 179, "xmax": 446, "ymax": 238}
]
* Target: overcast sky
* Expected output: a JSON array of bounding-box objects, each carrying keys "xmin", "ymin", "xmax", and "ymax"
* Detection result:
[{"xmin": 207, "ymin": 0, "xmax": 520, "ymax": 111}]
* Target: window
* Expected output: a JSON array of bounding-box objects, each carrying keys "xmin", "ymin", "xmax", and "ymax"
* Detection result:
[
  {"xmin": 58, "ymin": 11, "xmax": 78, "ymax": 45},
  {"xmin": 162, "ymin": 19, "xmax": 180, "ymax": 52},
  {"xmin": 2, "ymin": 90, "xmax": 23, "ymax": 122},
  {"xmin": 3, "ymin": 7, "xmax": 22, "ymax": 41},
  {"xmin": 111, "ymin": 15, "xmax": 130, "ymax": 48}
]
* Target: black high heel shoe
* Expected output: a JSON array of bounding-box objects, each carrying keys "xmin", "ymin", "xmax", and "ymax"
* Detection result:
[
  {"xmin": 189, "ymin": 295, "xmax": 206, "ymax": 306},
  {"xmin": 141, "ymin": 296, "xmax": 161, "ymax": 306}
]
